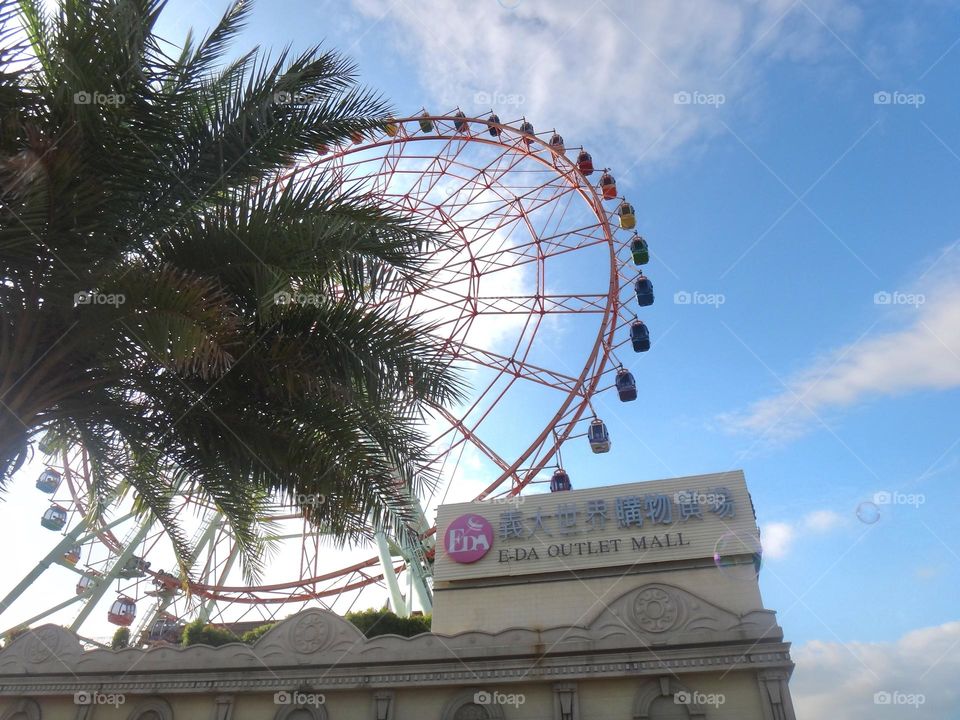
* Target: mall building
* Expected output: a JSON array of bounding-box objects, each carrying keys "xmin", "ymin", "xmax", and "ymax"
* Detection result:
[{"xmin": 0, "ymin": 470, "xmax": 797, "ymax": 719}]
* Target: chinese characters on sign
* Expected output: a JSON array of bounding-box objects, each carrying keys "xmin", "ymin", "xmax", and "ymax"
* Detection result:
[{"xmin": 498, "ymin": 488, "xmax": 735, "ymax": 540}]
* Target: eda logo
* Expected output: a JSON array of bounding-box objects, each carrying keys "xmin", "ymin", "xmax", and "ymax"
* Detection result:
[{"xmin": 444, "ymin": 514, "xmax": 493, "ymax": 563}]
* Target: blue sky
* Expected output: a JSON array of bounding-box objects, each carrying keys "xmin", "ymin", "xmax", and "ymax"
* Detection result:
[{"xmin": 5, "ymin": 1, "xmax": 960, "ymax": 716}]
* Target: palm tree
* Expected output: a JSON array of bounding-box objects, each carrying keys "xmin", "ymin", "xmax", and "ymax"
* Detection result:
[{"xmin": 0, "ymin": 0, "xmax": 462, "ymax": 576}]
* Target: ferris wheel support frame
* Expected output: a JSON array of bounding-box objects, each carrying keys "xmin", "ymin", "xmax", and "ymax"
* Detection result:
[
  {"xmin": 0, "ymin": 509, "xmax": 139, "ymax": 635},
  {"xmin": 130, "ymin": 512, "xmax": 226, "ymax": 643},
  {"xmin": 69, "ymin": 517, "xmax": 153, "ymax": 632}
]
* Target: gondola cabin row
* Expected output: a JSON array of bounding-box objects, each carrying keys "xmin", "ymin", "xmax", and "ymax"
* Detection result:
[
  {"xmin": 588, "ymin": 419, "xmax": 611, "ymax": 453},
  {"xmin": 550, "ymin": 469, "xmax": 572, "ymax": 492},
  {"xmin": 108, "ymin": 596, "xmax": 136, "ymax": 627},
  {"xmin": 630, "ymin": 235, "xmax": 649, "ymax": 265},
  {"xmin": 616, "ymin": 369, "xmax": 638, "ymax": 402},
  {"xmin": 635, "ymin": 274, "xmax": 654, "ymax": 306},
  {"xmin": 36, "ymin": 469, "xmax": 61, "ymax": 493},
  {"xmin": 631, "ymin": 320, "xmax": 650, "ymax": 352},
  {"xmin": 40, "ymin": 504, "xmax": 67, "ymax": 531}
]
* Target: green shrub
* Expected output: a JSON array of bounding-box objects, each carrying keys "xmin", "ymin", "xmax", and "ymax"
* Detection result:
[
  {"xmin": 180, "ymin": 619, "xmax": 238, "ymax": 647},
  {"xmin": 111, "ymin": 626, "xmax": 130, "ymax": 649},
  {"xmin": 240, "ymin": 622, "xmax": 277, "ymax": 644},
  {"xmin": 344, "ymin": 609, "xmax": 431, "ymax": 638}
]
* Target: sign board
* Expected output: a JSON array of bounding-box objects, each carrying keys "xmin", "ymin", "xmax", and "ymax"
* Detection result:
[{"xmin": 434, "ymin": 470, "xmax": 758, "ymax": 583}]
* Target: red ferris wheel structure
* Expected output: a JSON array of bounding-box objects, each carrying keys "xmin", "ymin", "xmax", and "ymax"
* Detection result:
[{"xmin": 0, "ymin": 109, "xmax": 655, "ymax": 645}]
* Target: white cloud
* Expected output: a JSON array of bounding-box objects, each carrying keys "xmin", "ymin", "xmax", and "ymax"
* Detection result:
[
  {"xmin": 803, "ymin": 509, "xmax": 844, "ymax": 532},
  {"xmin": 349, "ymin": 0, "xmax": 858, "ymax": 165},
  {"xmin": 724, "ymin": 247, "xmax": 960, "ymax": 442},
  {"xmin": 792, "ymin": 621, "xmax": 960, "ymax": 719},
  {"xmin": 762, "ymin": 509, "xmax": 845, "ymax": 559},
  {"xmin": 761, "ymin": 521, "xmax": 796, "ymax": 559}
]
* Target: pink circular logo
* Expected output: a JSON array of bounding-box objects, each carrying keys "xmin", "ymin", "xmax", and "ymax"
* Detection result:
[{"xmin": 444, "ymin": 514, "xmax": 493, "ymax": 563}]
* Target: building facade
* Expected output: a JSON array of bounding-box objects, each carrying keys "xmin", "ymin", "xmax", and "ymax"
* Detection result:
[{"xmin": 0, "ymin": 470, "xmax": 797, "ymax": 719}]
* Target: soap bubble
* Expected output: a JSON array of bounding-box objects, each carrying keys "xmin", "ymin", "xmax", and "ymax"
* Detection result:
[
  {"xmin": 714, "ymin": 531, "xmax": 763, "ymax": 581},
  {"xmin": 856, "ymin": 501, "xmax": 880, "ymax": 524}
]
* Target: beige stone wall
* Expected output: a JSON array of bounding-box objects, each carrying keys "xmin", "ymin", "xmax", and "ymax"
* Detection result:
[
  {"xmin": 0, "ymin": 672, "xmax": 774, "ymax": 719},
  {"xmin": 433, "ymin": 563, "xmax": 764, "ymax": 635}
]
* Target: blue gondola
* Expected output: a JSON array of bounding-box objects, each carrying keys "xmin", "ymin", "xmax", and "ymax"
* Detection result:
[
  {"xmin": 36, "ymin": 468, "xmax": 62, "ymax": 493},
  {"xmin": 40, "ymin": 504, "xmax": 67, "ymax": 531},
  {"xmin": 630, "ymin": 321, "xmax": 650, "ymax": 352},
  {"xmin": 635, "ymin": 274, "xmax": 654, "ymax": 306},
  {"xmin": 550, "ymin": 468, "xmax": 572, "ymax": 492},
  {"xmin": 487, "ymin": 113, "xmax": 502, "ymax": 136},
  {"xmin": 616, "ymin": 369, "xmax": 637, "ymax": 402},
  {"xmin": 587, "ymin": 419, "xmax": 611, "ymax": 454},
  {"xmin": 454, "ymin": 110, "xmax": 468, "ymax": 133}
]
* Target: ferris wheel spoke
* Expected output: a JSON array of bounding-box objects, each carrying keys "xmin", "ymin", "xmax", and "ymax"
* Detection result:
[{"xmin": 455, "ymin": 342, "xmax": 584, "ymax": 394}]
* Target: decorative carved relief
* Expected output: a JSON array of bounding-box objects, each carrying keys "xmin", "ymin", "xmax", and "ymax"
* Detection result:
[
  {"xmin": 125, "ymin": 697, "xmax": 173, "ymax": 720},
  {"xmin": 630, "ymin": 587, "xmax": 680, "ymax": 633},
  {"xmin": 290, "ymin": 614, "xmax": 331, "ymax": 655},
  {"xmin": 0, "ymin": 698, "xmax": 40, "ymax": 720}
]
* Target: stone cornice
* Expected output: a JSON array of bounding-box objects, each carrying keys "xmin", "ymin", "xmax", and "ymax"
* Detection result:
[{"xmin": 0, "ymin": 582, "xmax": 792, "ymax": 696}]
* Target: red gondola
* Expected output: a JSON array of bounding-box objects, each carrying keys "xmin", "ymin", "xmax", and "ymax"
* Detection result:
[
  {"xmin": 550, "ymin": 468, "xmax": 572, "ymax": 492},
  {"xmin": 107, "ymin": 596, "xmax": 137, "ymax": 627},
  {"xmin": 576, "ymin": 150, "xmax": 594, "ymax": 175},
  {"xmin": 599, "ymin": 172, "xmax": 617, "ymax": 200}
]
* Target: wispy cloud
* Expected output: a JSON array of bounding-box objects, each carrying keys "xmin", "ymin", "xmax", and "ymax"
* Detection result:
[
  {"xmin": 722, "ymin": 246, "xmax": 960, "ymax": 442},
  {"xmin": 349, "ymin": 0, "xmax": 858, "ymax": 163}
]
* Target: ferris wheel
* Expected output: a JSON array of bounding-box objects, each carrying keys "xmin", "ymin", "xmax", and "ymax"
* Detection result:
[{"xmin": 0, "ymin": 110, "xmax": 656, "ymax": 646}]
